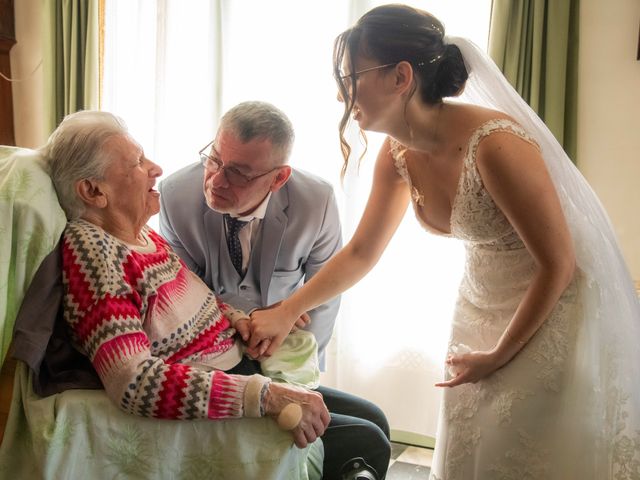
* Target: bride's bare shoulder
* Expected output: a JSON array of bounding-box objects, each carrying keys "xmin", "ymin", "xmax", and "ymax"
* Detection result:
[{"xmin": 449, "ymin": 102, "xmax": 515, "ymax": 125}]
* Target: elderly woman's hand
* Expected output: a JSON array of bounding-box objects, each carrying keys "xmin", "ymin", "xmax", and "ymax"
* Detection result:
[
  {"xmin": 263, "ymin": 382, "xmax": 330, "ymax": 448},
  {"xmin": 234, "ymin": 317, "xmax": 251, "ymax": 342}
]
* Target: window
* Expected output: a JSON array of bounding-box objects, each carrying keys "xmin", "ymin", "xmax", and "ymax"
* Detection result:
[{"xmin": 103, "ymin": 0, "xmax": 492, "ymax": 439}]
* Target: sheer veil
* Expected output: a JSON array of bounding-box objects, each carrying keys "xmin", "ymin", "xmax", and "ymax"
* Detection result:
[{"xmin": 447, "ymin": 36, "xmax": 640, "ymax": 474}]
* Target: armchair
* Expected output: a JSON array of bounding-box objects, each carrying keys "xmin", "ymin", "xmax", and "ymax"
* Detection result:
[{"xmin": 0, "ymin": 146, "xmax": 323, "ymax": 479}]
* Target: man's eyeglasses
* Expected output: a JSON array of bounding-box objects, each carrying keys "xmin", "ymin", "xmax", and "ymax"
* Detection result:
[{"xmin": 198, "ymin": 140, "xmax": 280, "ymax": 187}]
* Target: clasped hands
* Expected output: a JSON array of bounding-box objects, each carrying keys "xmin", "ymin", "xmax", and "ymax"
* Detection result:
[{"xmin": 234, "ymin": 302, "xmax": 308, "ymax": 360}]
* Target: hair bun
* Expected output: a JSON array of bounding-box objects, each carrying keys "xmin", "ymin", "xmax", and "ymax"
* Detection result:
[{"xmin": 431, "ymin": 44, "xmax": 468, "ymax": 101}]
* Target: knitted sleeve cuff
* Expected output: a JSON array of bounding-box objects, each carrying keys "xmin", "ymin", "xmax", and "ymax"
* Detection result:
[
  {"xmin": 243, "ymin": 374, "xmax": 272, "ymax": 418},
  {"xmin": 224, "ymin": 307, "xmax": 250, "ymax": 328}
]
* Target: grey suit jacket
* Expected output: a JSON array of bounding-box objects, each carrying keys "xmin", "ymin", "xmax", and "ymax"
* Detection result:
[{"xmin": 158, "ymin": 163, "xmax": 342, "ymax": 368}]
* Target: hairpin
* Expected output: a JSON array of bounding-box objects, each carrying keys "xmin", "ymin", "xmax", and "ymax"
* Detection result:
[
  {"xmin": 430, "ymin": 23, "xmax": 443, "ymax": 35},
  {"xmin": 416, "ymin": 53, "xmax": 443, "ymax": 68}
]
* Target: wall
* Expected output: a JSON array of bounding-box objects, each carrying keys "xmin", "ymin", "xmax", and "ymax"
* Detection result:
[
  {"xmin": 578, "ymin": 0, "xmax": 640, "ymax": 280},
  {"xmin": 10, "ymin": 0, "xmax": 44, "ymax": 148}
]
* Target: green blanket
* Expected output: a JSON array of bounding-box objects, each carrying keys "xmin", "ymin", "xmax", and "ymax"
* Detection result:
[{"xmin": 0, "ymin": 362, "xmax": 323, "ymax": 479}]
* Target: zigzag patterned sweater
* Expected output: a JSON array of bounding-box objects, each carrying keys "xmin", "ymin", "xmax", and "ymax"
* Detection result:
[{"xmin": 62, "ymin": 219, "xmax": 270, "ymax": 420}]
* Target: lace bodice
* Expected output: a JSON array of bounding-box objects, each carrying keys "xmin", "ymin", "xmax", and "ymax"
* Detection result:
[{"xmin": 390, "ymin": 119, "xmax": 540, "ymax": 251}]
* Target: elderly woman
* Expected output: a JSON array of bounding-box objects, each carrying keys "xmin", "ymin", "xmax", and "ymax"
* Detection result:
[{"xmin": 42, "ymin": 110, "xmax": 389, "ymax": 480}]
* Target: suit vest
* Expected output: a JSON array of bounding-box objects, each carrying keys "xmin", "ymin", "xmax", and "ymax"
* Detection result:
[{"xmin": 217, "ymin": 224, "xmax": 264, "ymax": 308}]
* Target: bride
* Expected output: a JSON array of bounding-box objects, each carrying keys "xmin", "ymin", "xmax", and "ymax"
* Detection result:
[{"xmin": 249, "ymin": 4, "xmax": 640, "ymax": 479}]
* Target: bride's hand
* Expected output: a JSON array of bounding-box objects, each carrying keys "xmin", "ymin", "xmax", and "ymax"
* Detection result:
[
  {"xmin": 435, "ymin": 350, "xmax": 502, "ymax": 388},
  {"xmin": 248, "ymin": 303, "xmax": 298, "ymax": 358}
]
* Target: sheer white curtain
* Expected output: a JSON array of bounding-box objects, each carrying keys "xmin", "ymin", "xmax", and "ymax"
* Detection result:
[{"xmin": 103, "ymin": 0, "xmax": 491, "ymax": 439}]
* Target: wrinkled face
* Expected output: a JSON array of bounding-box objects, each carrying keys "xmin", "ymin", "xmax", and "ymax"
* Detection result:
[
  {"xmin": 99, "ymin": 134, "xmax": 163, "ymax": 228},
  {"xmin": 339, "ymin": 53, "xmax": 397, "ymax": 133},
  {"xmin": 202, "ymin": 129, "xmax": 288, "ymax": 216}
]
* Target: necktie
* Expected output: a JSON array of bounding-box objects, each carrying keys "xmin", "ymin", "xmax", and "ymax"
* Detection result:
[{"xmin": 224, "ymin": 214, "xmax": 249, "ymax": 275}]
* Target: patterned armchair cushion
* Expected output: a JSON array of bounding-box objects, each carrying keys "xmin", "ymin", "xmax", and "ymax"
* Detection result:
[{"xmin": 0, "ymin": 146, "xmax": 66, "ymax": 365}]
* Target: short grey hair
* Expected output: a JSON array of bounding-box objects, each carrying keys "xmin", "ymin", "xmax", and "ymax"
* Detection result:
[
  {"xmin": 40, "ymin": 110, "xmax": 129, "ymax": 219},
  {"xmin": 218, "ymin": 101, "xmax": 295, "ymax": 164}
]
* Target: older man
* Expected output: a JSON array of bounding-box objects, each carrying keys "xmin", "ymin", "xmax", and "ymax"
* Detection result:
[{"xmin": 158, "ymin": 101, "xmax": 341, "ymax": 368}]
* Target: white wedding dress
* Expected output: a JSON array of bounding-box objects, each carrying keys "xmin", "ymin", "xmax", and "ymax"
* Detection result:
[
  {"xmin": 384, "ymin": 36, "xmax": 640, "ymax": 479},
  {"xmin": 393, "ymin": 119, "xmax": 577, "ymax": 478},
  {"xmin": 391, "ymin": 116, "xmax": 640, "ymax": 479}
]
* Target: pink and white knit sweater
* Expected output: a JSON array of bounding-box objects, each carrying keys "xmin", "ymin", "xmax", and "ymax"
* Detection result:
[{"xmin": 62, "ymin": 219, "xmax": 269, "ymax": 420}]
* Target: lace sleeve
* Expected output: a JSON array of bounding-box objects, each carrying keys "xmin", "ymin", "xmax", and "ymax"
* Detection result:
[
  {"xmin": 467, "ymin": 119, "xmax": 541, "ymax": 167},
  {"xmin": 389, "ymin": 137, "xmax": 410, "ymax": 183}
]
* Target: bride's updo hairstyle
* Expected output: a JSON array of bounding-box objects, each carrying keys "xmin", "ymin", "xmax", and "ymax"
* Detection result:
[{"xmin": 333, "ymin": 4, "xmax": 468, "ymax": 173}]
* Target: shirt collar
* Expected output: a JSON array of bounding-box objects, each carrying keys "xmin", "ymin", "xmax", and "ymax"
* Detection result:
[{"xmin": 231, "ymin": 191, "xmax": 272, "ymax": 222}]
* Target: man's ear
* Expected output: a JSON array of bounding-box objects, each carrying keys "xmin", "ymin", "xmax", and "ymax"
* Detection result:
[
  {"xmin": 75, "ymin": 179, "xmax": 108, "ymax": 209},
  {"xmin": 394, "ymin": 61, "xmax": 415, "ymax": 95},
  {"xmin": 270, "ymin": 166, "xmax": 292, "ymax": 192}
]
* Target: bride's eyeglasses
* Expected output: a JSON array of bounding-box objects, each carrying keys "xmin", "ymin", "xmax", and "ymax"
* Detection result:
[{"xmin": 339, "ymin": 63, "xmax": 397, "ymax": 89}]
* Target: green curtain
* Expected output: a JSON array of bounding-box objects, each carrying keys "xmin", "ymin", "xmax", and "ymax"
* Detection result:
[
  {"xmin": 488, "ymin": 0, "xmax": 579, "ymax": 161},
  {"xmin": 43, "ymin": 0, "xmax": 100, "ymax": 136}
]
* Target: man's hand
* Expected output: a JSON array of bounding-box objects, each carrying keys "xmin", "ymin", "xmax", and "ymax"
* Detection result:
[
  {"xmin": 290, "ymin": 312, "xmax": 311, "ymax": 332},
  {"xmin": 263, "ymin": 382, "xmax": 330, "ymax": 448}
]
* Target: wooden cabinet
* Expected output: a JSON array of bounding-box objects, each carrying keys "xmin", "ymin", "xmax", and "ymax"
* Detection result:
[
  {"xmin": 0, "ymin": 0, "xmax": 15, "ymax": 145},
  {"xmin": 0, "ymin": 351, "xmax": 15, "ymax": 445}
]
